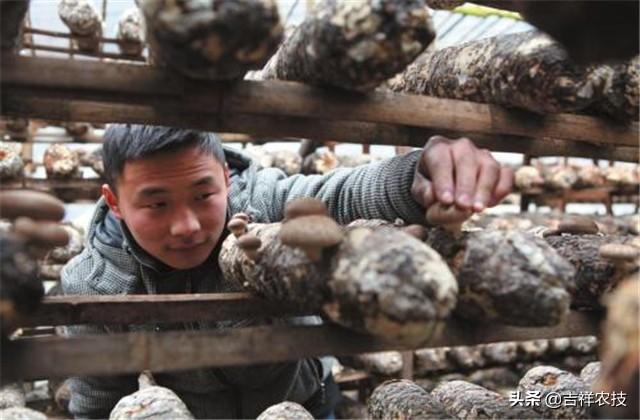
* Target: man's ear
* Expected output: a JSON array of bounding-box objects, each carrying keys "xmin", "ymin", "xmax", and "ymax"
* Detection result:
[
  {"xmin": 224, "ymin": 163, "xmax": 230, "ymax": 188},
  {"xmin": 102, "ymin": 184, "xmax": 123, "ymax": 219}
]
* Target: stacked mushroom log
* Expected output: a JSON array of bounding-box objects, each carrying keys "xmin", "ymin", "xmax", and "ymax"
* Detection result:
[
  {"xmin": 518, "ymin": 365, "xmax": 590, "ymax": 419},
  {"xmin": 262, "ymin": 0, "xmax": 436, "ymax": 92},
  {"xmin": 367, "ymin": 379, "xmax": 452, "ymax": 419},
  {"xmin": 110, "ymin": 372, "xmax": 194, "ymax": 420},
  {"xmin": 116, "ymin": 8, "xmax": 146, "ymax": 57},
  {"xmin": 388, "ymin": 30, "xmax": 639, "ymax": 121},
  {"xmin": 432, "ymin": 380, "xmax": 540, "ymax": 419},
  {"xmin": 0, "ymin": 143, "xmax": 25, "ymax": 181},
  {"xmin": 421, "ymin": 204, "xmax": 576, "ymax": 326},
  {"xmin": 337, "ymin": 335, "xmax": 597, "ymax": 390},
  {"xmin": 368, "ymin": 378, "xmax": 539, "ymax": 419},
  {"xmin": 256, "ymin": 402, "xmax": 314, "ymax": 420},
  {"xmin": 139, "ymin": 0, "xmax": 283, "ymax": 80},
  {"xmin": 425, "ymin": 0, "xmax": 639, "ymax": 65},
  {"xmin": 43, "ymin": 144, "xmax": 81, "ymax": 179},
  {"xmin": 351, "ymin": 351, "xmax": 404, "ymax": 377},
  {"xmin": 536, "ymin": 216, "xmax": 640, "ymax": 309},
  {"xmin": 220, "ymin": 198, "xmax": 458, "ymax": 346},
  {"xmin": 0, "ymin": 190, "xmax": 68, "ymax": 333},
  {"xmin": 58, "ymin": 0, "xmax": 103, "ymax": 52}
]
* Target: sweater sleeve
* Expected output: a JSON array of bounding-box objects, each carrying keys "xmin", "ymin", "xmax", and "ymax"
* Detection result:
[{"xmin": 228, "ymin": 151, "xmax": 425, "ymax": 224}]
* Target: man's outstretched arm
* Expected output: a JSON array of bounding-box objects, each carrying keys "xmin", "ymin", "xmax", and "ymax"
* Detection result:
[{"xmin": 229, "ymin": 136, "xmax": 513, "ymax": 224}]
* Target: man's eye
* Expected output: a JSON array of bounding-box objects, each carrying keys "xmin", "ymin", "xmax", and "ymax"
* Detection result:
[
  {"xmin": 146, "ymin": 202, "xmax": 166, "ymax": 209},
  {"xmin": 196, "ymin": 193, "xmax": 215, "ymax": 201}
]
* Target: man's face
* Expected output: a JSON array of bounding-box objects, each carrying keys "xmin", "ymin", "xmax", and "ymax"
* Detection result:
[{"xmin": 103, "ymin": 146, "xmax": 230, "ymax": 270}]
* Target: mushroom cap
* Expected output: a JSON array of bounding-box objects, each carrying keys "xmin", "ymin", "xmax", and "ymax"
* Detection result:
[
  {"xmin": 227, "ymin": 218, "xmax": 246, "ymax": 231},
  {"xmin": 0, "ymin": 190, "xmax": 65, "ymax": 221},
  {"xmin": 425, "ymin": 203, "xmax": 471, "ymax": 226},
  {"xmin": 14, "ymin": 217, "xmax": 70, "ymax": 247},
  {"xmin": 231, "ymin": 212, "xmax": 250, "ymax": 223},
  {"xmin": 280, "ymin": 215, "xmax": 343, "ymax": 248},
  {"xmin": 599, "ymin": 243, "xmax": 640, "ymax": 261},
  {"xmin": 284, "ymin": 198, "xmax": 327, "ymax": 220},
  {"xmin": 237, "ymin": 234, "xmax": 261, "ymax": 250},
  {"xmin": 558, "ymin": 217, "xmax": 599, "ymax": 234}
]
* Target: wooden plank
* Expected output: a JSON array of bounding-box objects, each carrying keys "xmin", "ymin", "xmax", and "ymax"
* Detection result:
[
  {"xmin": 23, "ymin": 27, "xmax": 123, "ymax": 44},
  {"xmin": 14, "ymin": 293, "xmax": 311, "ymax": 327},
  {"xmin": 21, "ymin": 43, "xmax": 147, "ymax": 62},
  {"xmin": 2, "ymin": 311, "xmax": 600, "ymax": 381},
  {"xmin": 3, "ymin": 95, "xmax": 638, "ymax": 162},
  {"xmin": 1, "ymin": 55, "xmax": 637, "ymax": 148}
]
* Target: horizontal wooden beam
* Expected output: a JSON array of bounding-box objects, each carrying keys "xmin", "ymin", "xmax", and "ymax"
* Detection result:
[
  {"xmin": 21, "ymin": 43, "xmax": 147, "ymax": 62},
  {"xmin": 24, "ymin": 27, "xmax": 123, "ymax": 45},
  {"xmin": 1, "ymin": 55, "xmax": 637, "ymax": 153},
  {"xmin": 3, "ymin": 95, "xmax": 638, "ymax": 162},
  {"xmin": 2, "ymin": 311, "xmax": 600, "ymax": 381},
  {"xmin": 14, "ymin": 293, "xmax": 310, "ymax": 327}
]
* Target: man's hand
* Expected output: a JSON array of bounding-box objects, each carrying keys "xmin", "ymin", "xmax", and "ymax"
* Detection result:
[{"xmin": 411, "ymin": 136, "xmax": 513, "ymax": 212}]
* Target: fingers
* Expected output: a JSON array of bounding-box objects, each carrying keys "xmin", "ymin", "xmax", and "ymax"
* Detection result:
[
  {"xmin": 410, "ymin": 171, "xmax": 436, "ymax": 209},
  {"xmin": 421, "ymin": 137, "xmax": 455, "ymax": 205},
  {"xmin": 473, "ymin": 150, "xmax": 501, "ymax": 211},
  {"xmin": 451, "ymin": 139, "xmax": 478, "ymax": 209},
  {"xmin": 488, "ymin": 166, "xmax": 514, "ymax": 207},
  {"xmin": 418, "ymin": 136, "xmax": 514, "ymax": 211}
]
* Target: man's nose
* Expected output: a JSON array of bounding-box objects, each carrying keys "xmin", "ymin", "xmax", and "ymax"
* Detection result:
[{"xmin": 170, "ymin": 207, "xmax": 201, "ymax": 237}]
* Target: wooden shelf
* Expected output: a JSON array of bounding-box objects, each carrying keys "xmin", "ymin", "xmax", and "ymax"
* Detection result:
[
  {"xmin": 3, "ymin": 300, "xmax": 600, "ymax": 381},
  {"xmin": 2, "ymin": 55, "xmax": 638, "ymax": 162}
]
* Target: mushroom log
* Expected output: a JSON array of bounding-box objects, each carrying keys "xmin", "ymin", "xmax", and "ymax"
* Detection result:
[
  {"xmin": 139, "ymin": 0, "xmax": 282, "ymax": 80},
  {"xmin": 389, "ymin": 31, "xmax": 610, "ymax": 114},
  {"xmin": 262, "ymin": 0, "xmax": 436, "ymax": 92},
  {"xmin": 424, "ymin": 225, "xmax": 575, "ymax": 326},
  {"xmin": 367, "ymin": 379, "xmax": 451, "ymax": 419},
  {"xmin": 544, "ymin": 234, "xmax": 638, "ymax": 309},
  {"xmin": 219, "ymin": 200, "xmax": 458, "ymax": 345},
  {"xmin": 432, "ymin": 380, "xmax": 538, "ymax": 419}
]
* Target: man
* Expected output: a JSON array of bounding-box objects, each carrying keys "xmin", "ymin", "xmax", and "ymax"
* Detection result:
[{"xmin": 62, "ymin": 124, "xmax": 512, "ymax": 418}]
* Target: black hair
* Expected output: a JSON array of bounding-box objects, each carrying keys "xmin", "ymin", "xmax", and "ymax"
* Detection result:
[{"xmin": 102, "ymin": 124, "xmax": 226, "ymax": 189}]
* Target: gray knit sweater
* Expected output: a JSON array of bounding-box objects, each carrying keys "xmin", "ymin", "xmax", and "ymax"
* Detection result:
[{"xmin": 61, "ymin": 148, "xmax": 424, "ymax": 419}]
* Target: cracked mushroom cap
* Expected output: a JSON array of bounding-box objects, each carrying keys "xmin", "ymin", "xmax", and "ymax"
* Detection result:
[
  {"xmin": 426, "ymin": 203, "xmax": 471, "ymax": 226},
  {"xmin": 599, "ymin": 243, "xmax": 640, "ymax": 261},
  {"xmin": 284, "ymin": 198, "xmax": 328, "ymax": 220},
  {"xmin": 280, "ymin": 215, "xmax": 343, "ymax": 249}
]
